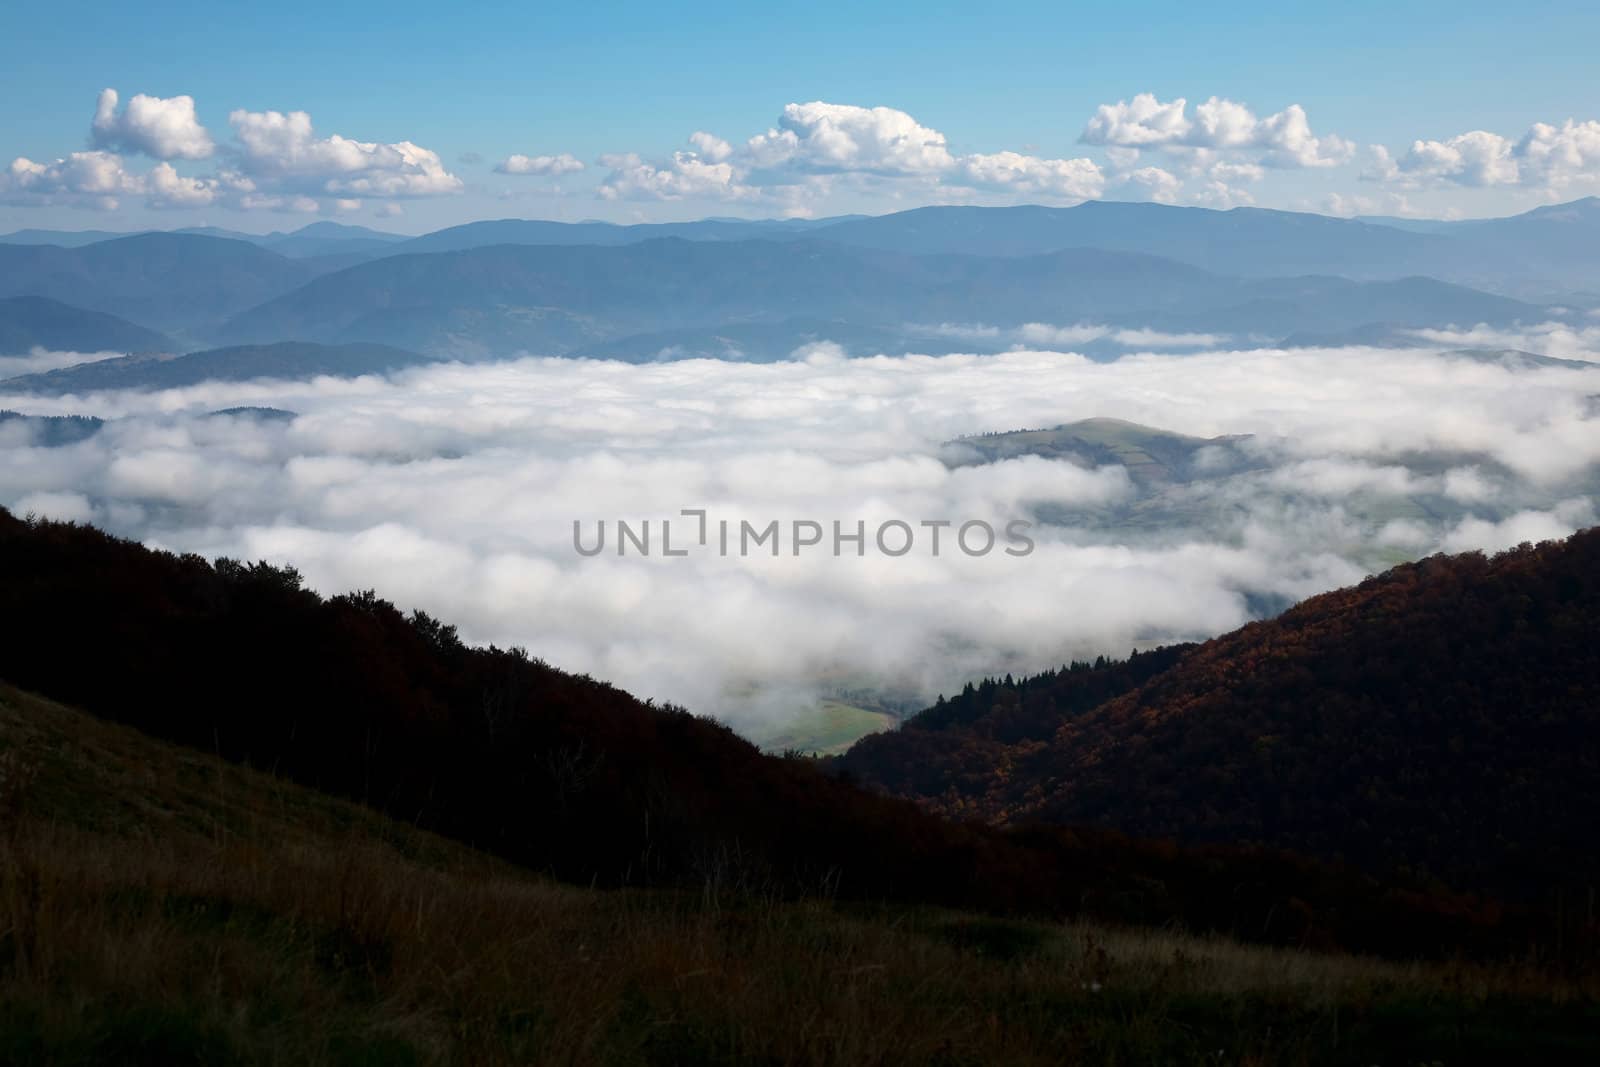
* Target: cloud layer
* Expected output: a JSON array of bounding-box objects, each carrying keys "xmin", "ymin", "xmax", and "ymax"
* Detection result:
[{"xmin": 2, "ymin": 337, "xmax": 1596, "ymax": 734}]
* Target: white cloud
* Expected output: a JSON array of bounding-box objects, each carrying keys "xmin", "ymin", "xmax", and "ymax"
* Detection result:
[
  {"xmin": 688, "ymin": 131, "xmax": 733, "ymax": 163},
  {"xmin": 953, "ymin": 150, "xmax": 1107, "ymax": 199},
  {"xmin": 146, "ymin": 161, "xmax": 223, "ymax": 208},
  {"xmin": 597, "ymin": 151, "xmax": 750, "ymax": 202},
  {"xmin": 956, "ymin": 151, "xmax": 1104, "ymax": 199},
  {"xmin": 1081, "ymin": 94, "xmax": 1352, "ymax": 168},
  {"xmin": 495, "ymin": 152, "xmax": 586, "ymax": 176},
  {"xmin": 1321, "ymin": 190, "xmax": 1420, "ymax": 218},
  {"xmin": 1191, "ymin": 179, "xmax": 1256, "ymax": 209},
  {"xmin": 1, "ymin": 343, "xmax": 1594, "ymax": 734},
  {"xmin": 91, "ymin": 89, "xmax": 215, "ymax": 160},
  {"xmin": 1083, "ymin": 93, "xmax": 1192, "ymax": 147},
  {"xmin": 747, "ymin": 102, "xmax": 956, "ymax": 175},
  {"xmin": 7, "ymin": 92, "xmax": 457, "ymax": 213},
  {"xmin": 1517, "ymin": 119, "xmax": 1600, "ymax": 195},
  {"xmin": 10, "ymin": 490, "xmax": 93, "ymax": 524},
  {"xmin": 1369, "ymin": 117, "xmax": 1600, "ymax": 196},
  {"xmin": 0, "ymin": 151, "xmax": 142, "ymax": 210},
  {"xmin": 1369, "ymin": 131, "xmax": 1519, "ymax": 187},
  {"xmin": 601, "ymin": 101, "xmax": 1103, "ymax": 207},
  {"xmin": 1119, "ymin": 166, "xmax": 1181, "ymax": 204},
  {"xmin": 228, "ymin": 108, "xmax": 463, "ymax": 197}
]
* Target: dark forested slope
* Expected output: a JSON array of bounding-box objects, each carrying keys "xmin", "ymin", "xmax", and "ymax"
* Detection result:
[{"xmin": 836, "ymin": 531, "xmax": 1600, "ymax": 897}]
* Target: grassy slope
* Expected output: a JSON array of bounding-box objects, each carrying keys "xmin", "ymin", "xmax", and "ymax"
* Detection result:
[
  {"xmin": 2, "ymin": 683, "xmax": 1597, "ymax": 1066},
  {"xmin": 751, "ymin": 700, "xmax": 897, "ymax": 756}
]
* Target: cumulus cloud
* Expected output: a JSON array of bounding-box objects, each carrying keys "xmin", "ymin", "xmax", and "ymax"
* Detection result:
[
  {"xmin": 227, "ymin": 108, "xmax": 463, "ymax": 197},
  {"xmin": 1119, "ymin": 166, "xmax": 1182, "ymax": 204},
  {"xmin": 599, "ymin": 101, "xmax": 1103, "ymax": 207},
  {"xmin": 7, "ymin": 90, "xmax": 459, "ymax": 213},
  {"xmin": 1368, "ymin": 118, "xmax": 1600, "ymax": 196},
  {"xmin": 1081, "ymin": 93, "xmax": 1354, "ymax": 168},
  {"xmin": 145, "ymin": 161, "xmax": 236, "ymax": 208},
  {"xmin": 1519, "ymin": 119, "xmax": 1600, "ymax": 193},
  {"xmin": 2, "ymin": 341, "xmax": 1594, "ymax": 736},
  {"xmin": 0, "ymin": 149, "xmax": 255, "ymax": 213},
  {"xmin": 91, "ymin": 88, "xmax": 215, "ymax": 160},
  {"xmin": 1190, "ymin": 180, "xmax": 1257, "ymax": 209},
  {"xmin": 597, "ymin": 150, "xmax": 749, "ymax": 202},
  {"xmin": 495, "ymin": 152, "xmax": 585, "ymax": 176},
  {"xmin": 957, "ymin": 151, "xmax": 1104, "ymax": 199},
  {"xmin": 0, "ymin": 151, "xmax": 143, "ymax": 210},
  {"xmin": 747, "ymin": 102, "xmax": 955, "ymax": 174},
  {"xmin": 1366, "ymin": 132, "xmax": 1518, "ymax": 187},
  {"xmin": 688, "ymin": 131, "xmax": 733, "ymax": 163}
]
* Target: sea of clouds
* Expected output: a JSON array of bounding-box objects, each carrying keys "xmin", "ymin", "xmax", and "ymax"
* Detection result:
[{"xmin": 3, "ymin": 336, "xmax": 1598, "ymax": 733}]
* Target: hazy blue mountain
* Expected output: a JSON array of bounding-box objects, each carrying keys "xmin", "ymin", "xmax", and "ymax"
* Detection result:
[
  {"xmin": 218, "ymin": 238, "xmax": 1548, "ymax": 359},
  {"xmin": 809, "ymin": 199, "xmax": 1600, "ymax": 299},
  {"xmin": 1354, "ymin": 215, "xmax": 1462, "ymax": 235},
  {"xmin": 8, "ymin": 199, "xmax": 1599, "ymax": 303},
  {"xmin": 397, "ymin": 214, "xmax": 862, "ymax": 254},
  {"xmin": 0, "ymin": 341, "xmax": 433, "ymax": 394},
  {"xmin": 217, "ymin": 240, "xmax": 1228, "ymax": 355},
  {"xmin": 1277, "ymin": 322, "xmax": 1423, "ymax": 348},
  {"xmin": 1355, "ymin": 198, "xmax": 1600, "ymax": 299},
  {"xmin": 396, "ymin": 199, "xmax": 1600, "ymax": 300},
  {"xmin": 0, "ymin": 221, "xmax": 405, "ymax": 260},
  {"xmin": 0, "ymin": 228, "xmax": 131, "ymax": 248},
  {"xmin": 804, "ymin": 202, "xmax": 1453, "ymax": 276},
  {"xmin": 0, "ymin": 296, "xmax": 174, "ymax": 355},
  {"xmin": 1143, "ymin": 275, "xmax": 1540, "ymax": 337},
  {"xmin": 169, "ymin": 225, "xmax": 265, "ymax": 242},
  {"xmin": 258, "ymin": 221, "xmax": 408, "ymax": 258},
  {"xmin": 0, "ymin": 234, "xmax": 314, "ymax": 337},
  {"xmin": 395, "ymin": 204, "xmax": 1451, "ymax": 278},
  {"xmin": 1427, "ymin": 197, "xmax": 1600, "ymax": 298}
]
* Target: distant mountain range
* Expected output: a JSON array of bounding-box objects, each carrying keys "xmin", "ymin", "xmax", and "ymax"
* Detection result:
[
  {"xmin": 0, "ymin": 198, "xmax": 1593, "ymax": 385},
  {"xmin": 0, "ymin": 220, "xmax": 408, "ymax": 258},
  {"xmin": 8, "ymin": 196, "xmax": 1596, "ymax": 298},
  {"xmin": 214, "ymin": 239, "xmax": 1545, "ymax": 360},
  {"xmin": 0, "ymin": 295, "xmax": 173, "ymax": 355},
  {"xmin": 0, "ymin": 233, "xmax": 316, "ymax": 338}
]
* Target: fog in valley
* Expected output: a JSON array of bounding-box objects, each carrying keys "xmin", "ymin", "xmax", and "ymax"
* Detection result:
[{"xmin": 4, "ymin": 332, "xmax": 1598, "ymax": 736}]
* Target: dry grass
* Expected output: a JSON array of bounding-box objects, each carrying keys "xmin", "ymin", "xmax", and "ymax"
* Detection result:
[{"xmin": 1, "ymin": 684, "xmax": 1596, "ymax": 1065}]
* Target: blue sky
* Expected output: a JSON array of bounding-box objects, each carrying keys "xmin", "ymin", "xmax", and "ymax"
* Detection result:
[{"xmin": 3, "ymin": 1, "xmax": 1598, "ymax": 233}]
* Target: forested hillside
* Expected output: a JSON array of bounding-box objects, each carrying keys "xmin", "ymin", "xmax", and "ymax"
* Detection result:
[{"xmin": 836, "ymin": 530, "xmax": 1600, "ymax": 898}]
